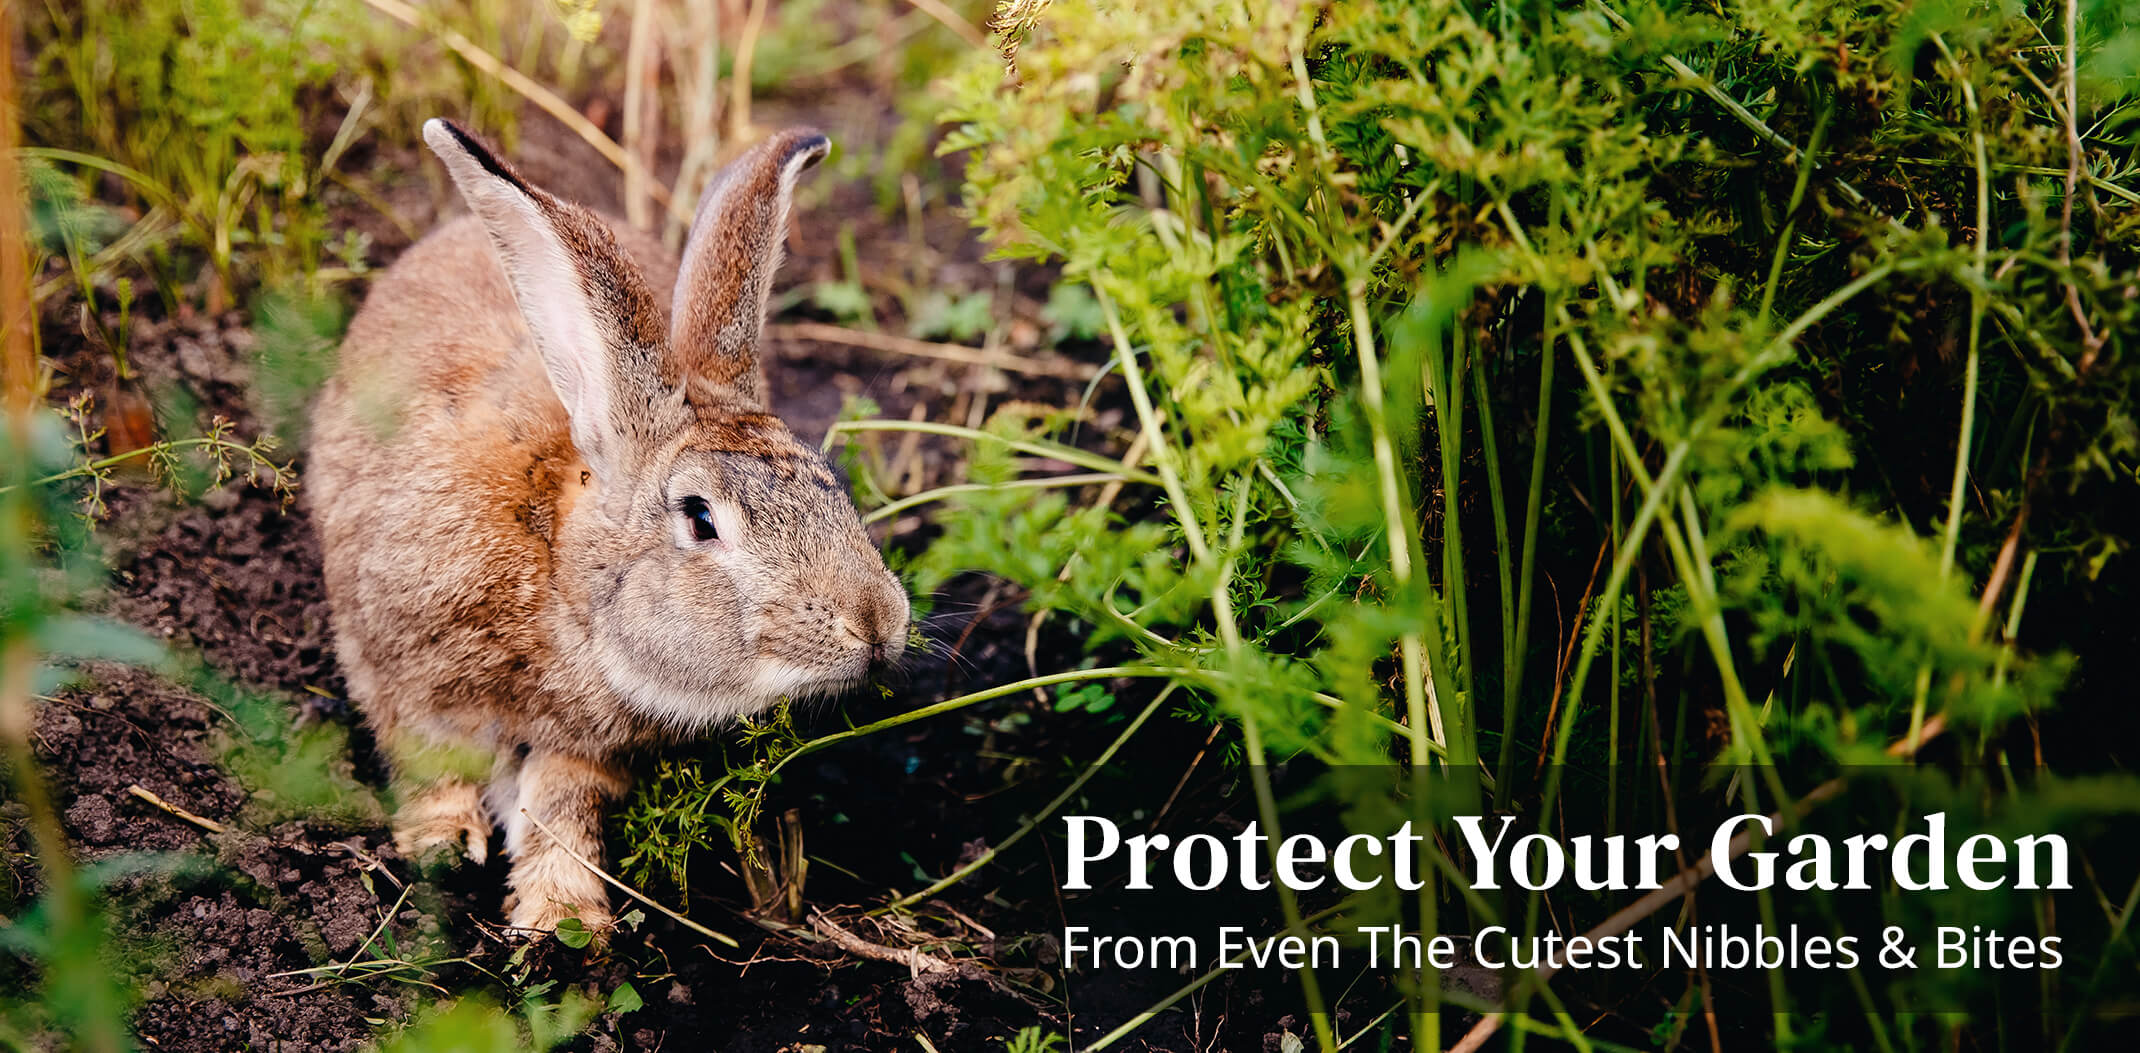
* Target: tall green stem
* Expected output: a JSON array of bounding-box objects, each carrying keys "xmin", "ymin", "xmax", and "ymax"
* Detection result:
[
  {"xmin": 1472, "ymin": 351, "xmax": 1516, "ymax": 803},
  {"xmin": 1496, "ymin": 221, "xmax": 1559, "ymax": 811},
  {"xmin": 1419, "ymin": 315, "xmax": 1480, "ymax": 816},
  {"xmin": 1914, "ymin": 36, "xmax": 1989, "ymax": 750}
]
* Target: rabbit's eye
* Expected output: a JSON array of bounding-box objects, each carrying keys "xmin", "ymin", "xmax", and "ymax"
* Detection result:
[{"xmin": 682, "ymin": 496, "xmax": 719, "ymax": 542}]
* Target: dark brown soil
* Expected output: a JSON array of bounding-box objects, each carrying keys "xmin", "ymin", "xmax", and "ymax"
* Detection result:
[
  {"xmin": 111, "ymin": 495, "xmax": 343, "ymax": 707},
  {"xmin": 27, "ymin": 665, "xmax": 395, "ymax": 1052}
]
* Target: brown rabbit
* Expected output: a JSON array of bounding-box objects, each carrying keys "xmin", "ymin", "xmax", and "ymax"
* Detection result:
[{"xmin": 309, "ymin": 120, "xmax": 909, "ymax": 933}]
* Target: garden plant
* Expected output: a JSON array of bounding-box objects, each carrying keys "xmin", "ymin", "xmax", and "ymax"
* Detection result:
[{"xmin": 1, "ymin": 0, "xmax": 2137, "ymax": 1049}]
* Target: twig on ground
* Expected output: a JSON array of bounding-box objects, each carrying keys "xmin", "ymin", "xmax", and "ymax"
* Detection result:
[
  {"xmin": 770, "ymin": 321, "xmax": 1101, "ymax": 380},
  {"xmin": 810, "ymin": 910, "xmax": 1022, "ymax": 995},
  {"xmin": 811, "ymin": 911, "xmax": 953, "ymax": 977},
  {"xmin": 934, "ymin": 901, "xmax": 996, "ymax": 943},
  {"xmin": 126, "ymin": 784, "xmax": 226, "ymax": 834},
  {"xmin": 325, "ymin": 837, "xmax": 406, "ymax": 892}
]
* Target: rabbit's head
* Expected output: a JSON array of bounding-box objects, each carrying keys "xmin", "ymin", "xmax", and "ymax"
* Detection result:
[{"xmin": 422, "ymin": 119, "xmax": 908, "ymax": 730}]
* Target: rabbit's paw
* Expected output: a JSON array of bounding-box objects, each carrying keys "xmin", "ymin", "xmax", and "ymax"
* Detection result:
[
  {"xmin": 504, "ymin": 889, "xmax": 614, "ymax": 941},
  {"xmin": 392, "ymin": 778, "xmax": 491, "ymax": 866}
]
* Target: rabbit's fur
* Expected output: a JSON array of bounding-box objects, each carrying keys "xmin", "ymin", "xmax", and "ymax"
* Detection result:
[{"xmin": 310, "ymin": 120, "xmax": 908, "ymax": 933}]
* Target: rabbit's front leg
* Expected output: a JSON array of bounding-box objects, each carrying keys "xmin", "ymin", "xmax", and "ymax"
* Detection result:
[
  {"xmin": 384, "ymin": 731, "xmax": 495, "ymax": 866},
  {"xmin": 393, "ymin": 776, "xmax": 492, "ymax": 865},
  {"xmin": 501, "ymin": 750, "xmax": 628, "ymax": 934}
]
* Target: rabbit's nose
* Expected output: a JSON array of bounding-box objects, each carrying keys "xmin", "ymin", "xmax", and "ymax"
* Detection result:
[
  {"xmin": 872, "ymin": 582, "xmax": 910, "ymax": 660},
  {"xmin": 840, "ymin": 619, "xmax": 896, "ymax": 675},
  {"xmin": 849, "ymin": 579, "xmax": 909, "ymax": 652}
]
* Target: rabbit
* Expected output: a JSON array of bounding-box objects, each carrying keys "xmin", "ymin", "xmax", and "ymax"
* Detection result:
[{"xmin": 308, "ymin": 119, "xmax": 910, "ymax": 934}]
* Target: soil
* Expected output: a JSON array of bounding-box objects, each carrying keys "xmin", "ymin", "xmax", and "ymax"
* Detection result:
[
  {"xmin": 5, "ymin": 87, "xmax": 1362, "ymax": 1052},
  {"xmin": 23, "ymin": 664, "xmax": 395, "ymax": 1052}
]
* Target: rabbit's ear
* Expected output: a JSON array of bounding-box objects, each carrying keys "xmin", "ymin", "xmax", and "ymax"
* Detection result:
[
  {"xmin": 423, "ymin": 119, "xmax": 673, "ymax": 484},
  {"xmin": 669, "ymin": 129, "xmax": 830, "ymax": 406}
]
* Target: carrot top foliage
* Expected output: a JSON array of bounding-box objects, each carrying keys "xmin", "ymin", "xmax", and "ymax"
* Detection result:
[{"xmin": 909, "ymin": 0, "xmax": 2140, "ymax": 1044}]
